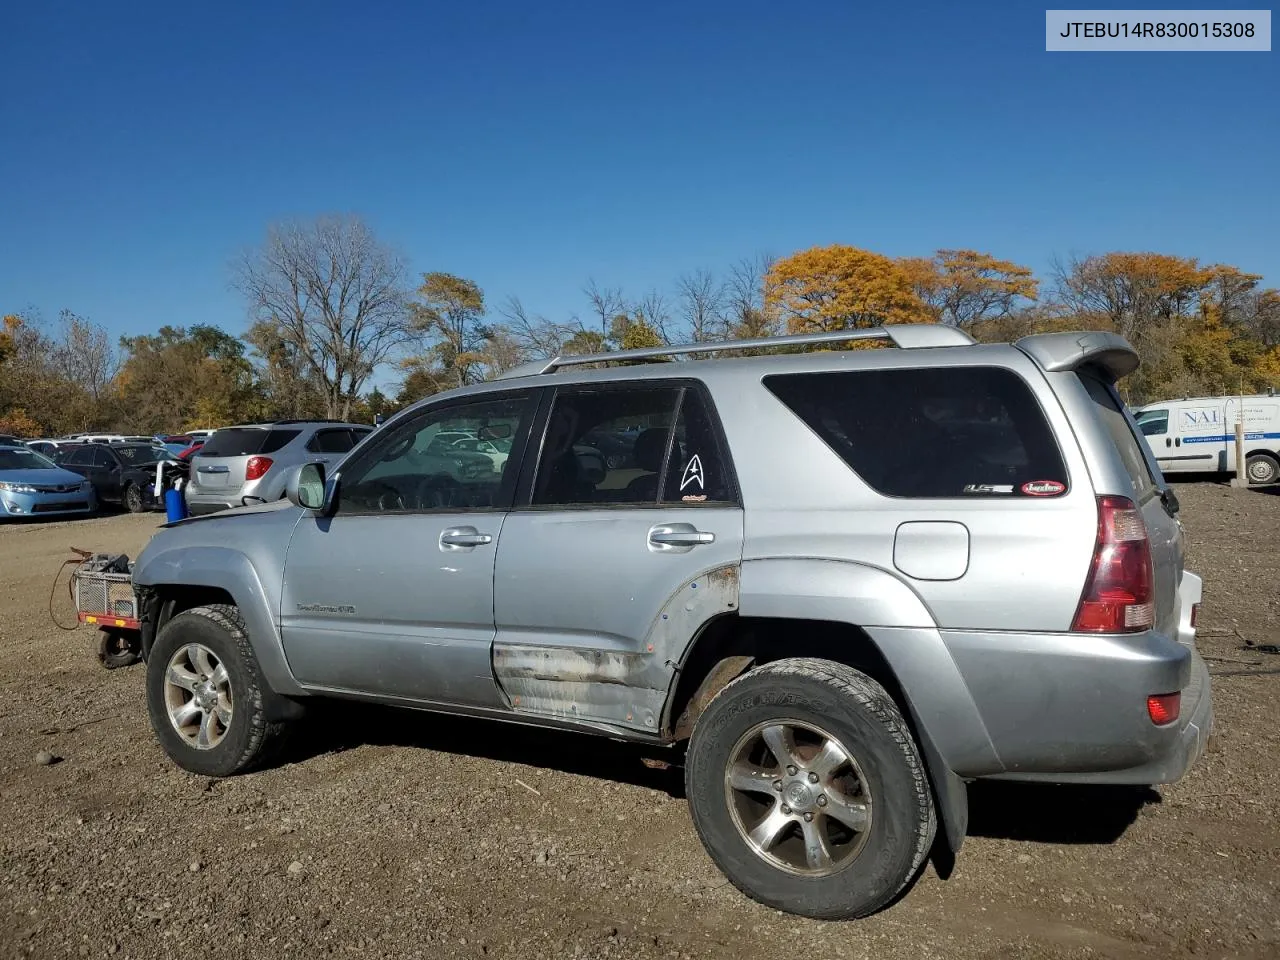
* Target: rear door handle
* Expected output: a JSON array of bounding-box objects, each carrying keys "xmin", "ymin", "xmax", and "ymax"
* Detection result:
[
  {"xmin": 648, "ymin": 523, "xmax": 715, "ymax": 550},
  {"xmin": 440, "ymin": 526, "xmax": 493, "ymax": 550},
  {"xmin": 198, "ymin": 465, "xmax": 229, "ymax": 473}
]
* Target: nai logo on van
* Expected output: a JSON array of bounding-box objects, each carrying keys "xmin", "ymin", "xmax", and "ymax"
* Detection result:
[{"xmin": 1021, "ymin": 480, "xmax": 1066, "ymax": 496}]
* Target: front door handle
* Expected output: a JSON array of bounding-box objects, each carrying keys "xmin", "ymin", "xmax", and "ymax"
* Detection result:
[
  {"xmin": 649, "ymin": 523, "xmax": 715, "ymax": 550},
  {"xmin": 440, "ymin": 526, "xmax": 493, "ymax": 550}
]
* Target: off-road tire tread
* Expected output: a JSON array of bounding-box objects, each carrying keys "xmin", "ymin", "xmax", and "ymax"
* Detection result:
[
  {"xmin": 686, "ymin": 656, "xmax": 936, "ymax": 919},
  {"xmin": 147, "ymin": 604, "xmax": 287, "ymax": 776}
]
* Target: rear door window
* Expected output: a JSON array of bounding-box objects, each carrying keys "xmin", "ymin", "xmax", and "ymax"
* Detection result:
[
  {"xmin": 531, "ymin": 386, "xmax": 682, "ymax": 507},
  {"xmin": 1079, "ymin": 375, "xmax": 1159, "ymax": 503},
  {"xmin": 764, "ymin": 366, "xmax": 1068, "ymax": 498},
  {"xmin": 661, "ymin": 388, "xmax": 736, "ymax": 504}
]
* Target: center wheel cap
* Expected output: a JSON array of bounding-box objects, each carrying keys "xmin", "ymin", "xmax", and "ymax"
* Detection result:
[{"xmin": 783, "ymin": 780, "xmax": 815, "ymax": 811}]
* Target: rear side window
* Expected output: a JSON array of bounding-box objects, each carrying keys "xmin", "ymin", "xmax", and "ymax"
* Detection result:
[
  {"xmin": 764, "ymin": 366, "xmax": 1068, "ymax": 498},
  {"xmin": 1080, "ymin": 375, "xmax": 1159, "ymax": 502},
  {"xmin": 307, "ymin": 429, "xmax": 358, "ymax": 454}
]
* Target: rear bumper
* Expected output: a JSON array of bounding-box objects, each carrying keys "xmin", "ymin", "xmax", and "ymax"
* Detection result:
[
  {"xmin": 941, "ymin": 572, "xmax": 1213, "ymax": 785},
  {"xmin": 185, "ymin": 495, "xmax": 237, "ymax": 516}
]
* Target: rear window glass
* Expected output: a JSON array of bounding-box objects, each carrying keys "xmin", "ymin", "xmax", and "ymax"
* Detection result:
[
  {"xmin": 197, "ymin": 428, "xmax": 266, "ymax": 457},
  {"xmin": 197, "ymin": 428, "xmax": 300, "ymax": 457},
  {"xmin": 1080, "ymin": 376, "xmax": 1159, "ymax": 502},
  {"xmin": 764, "ymin": 366, "xmax": 1068, "ymax": 498}
]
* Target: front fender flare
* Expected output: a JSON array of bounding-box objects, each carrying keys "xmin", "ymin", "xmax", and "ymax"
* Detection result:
[{"xmin": 133, "ymin": 546, "xmax": 304, "ymax": 697}]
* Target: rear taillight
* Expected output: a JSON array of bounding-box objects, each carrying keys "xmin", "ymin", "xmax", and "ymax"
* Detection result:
[
  {"xmin": 1072, "ymin": 495, "xmax": 1155, "ymax": 633},
  {"xmin": 1189, "ymin": 603, "xmax": 1199, "ymax": 629},
  {"xmin": 1147, "ymin": 693, "xmax": 1180, "ymax": 725},
  {"xmin": 245, "ymin": 456, "xmax": 273, "ymax": 481}
]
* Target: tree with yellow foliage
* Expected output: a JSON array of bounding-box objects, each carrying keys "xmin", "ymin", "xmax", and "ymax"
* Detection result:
[
  {"xmin": 900, "ymin": 250, "xmax": 1038, "ymax": 327},
  {"xmin": 765, "ymin": 245, "xmax": 933, "ymax": 333}
]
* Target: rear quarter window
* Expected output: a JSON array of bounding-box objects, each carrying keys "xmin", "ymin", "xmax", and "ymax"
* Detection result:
[
  {"xmin": 1079, "ymin": 375, "xmax": 1159, "ymax": 503},
  {"xmin": 764, "ymin": 366, "xmax": 1068, "ymax": 498}
]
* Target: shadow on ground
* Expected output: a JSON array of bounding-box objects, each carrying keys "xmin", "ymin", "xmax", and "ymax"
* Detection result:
[
  {"xmin": 286, "ymin": 700, "xmax": 687, "ymax": 796},
  {"xmin": 965, "ymin": 780, "xmax": 1159, "ymax": 844},
  {"xmin": 284, "ymin": 701, "xmax": 1161, "ymax": 843}
]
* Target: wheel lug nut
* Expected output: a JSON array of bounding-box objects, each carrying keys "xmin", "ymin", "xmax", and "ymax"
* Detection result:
[
  {"xmin": 816, "ymin": 796, "xmax": 827, "ymax": 807},
  {"xmin": 804, "ymin": 812, "xmax": 814, "ymax": 822},
  {"xmin": 807, "ymin": 772, "xmax": 819, "ymax": 783},
  {"xmin": 780, "ymin": 804, "xmax": 792, "ymax": 815},
  {"xmin": 786, "ymin": 765, "xmax": 798, "ymax": 776},
  {"xmin": 773, "ymin": 780, "xmax": 783, "ymax": 791}
]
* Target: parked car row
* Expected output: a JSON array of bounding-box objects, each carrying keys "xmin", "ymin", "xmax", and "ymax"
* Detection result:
[{"xmin": 0, "ymin": 438, "xmax": 188, "ymax": 520}]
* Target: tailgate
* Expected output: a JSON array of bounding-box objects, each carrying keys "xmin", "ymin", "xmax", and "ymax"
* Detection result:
[{"xmin": 189, "ymin": 428, "xmax": 269, "ymax": 490}]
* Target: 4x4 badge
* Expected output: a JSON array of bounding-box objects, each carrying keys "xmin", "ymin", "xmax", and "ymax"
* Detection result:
[
  {"xmin": 1021, "ymin": 480, "xmax": 1066, "ymax": 496},
  {"xmin": 679, "ymin": 455, "xmax": 705, "ymax": 491}
]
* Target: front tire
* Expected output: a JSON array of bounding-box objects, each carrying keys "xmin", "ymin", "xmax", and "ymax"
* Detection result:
[
  {"xmin": 123, "ymin": 482, "xmax": 145, "ymax": 513},
  {"xmin": 685, "ymin": 658, "xmax": 935, "ymax": 919},
  {"xmin": 145, "ymin": 605, "xmax": 289, "ymax": 777},
  {"xmin": 1246, "ymin": 454, "xmax": 1279, "ymax": 485}
]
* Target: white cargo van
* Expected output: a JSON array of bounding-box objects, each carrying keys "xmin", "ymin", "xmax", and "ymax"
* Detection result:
[{"xmin": 1133, "ymin": 394, "xmax": 1280, "ymax": 484}]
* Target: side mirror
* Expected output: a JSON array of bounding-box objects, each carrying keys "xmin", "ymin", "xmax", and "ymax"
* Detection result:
[{"xmin": 286, "ymin": 462, "xmax": 333, "ymax": 513}]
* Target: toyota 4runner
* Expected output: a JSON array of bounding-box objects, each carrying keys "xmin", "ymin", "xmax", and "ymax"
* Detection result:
[{"xmin": 132, "ymin": 325, "xmax": 1212, "ymax": 919}]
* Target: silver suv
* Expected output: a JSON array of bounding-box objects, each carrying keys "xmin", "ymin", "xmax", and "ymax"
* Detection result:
[
  {"xmin": 184, "ymin": 420, "xmax": 373, "ymax": 515},
  {"xmin": 132, "ymin": 326, "xmax": 1212, "ymax": 919}
]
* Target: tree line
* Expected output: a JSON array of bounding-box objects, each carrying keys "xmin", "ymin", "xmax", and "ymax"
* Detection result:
[{"xmin": 3, "ymin": 214, "xmax": 1277, "ymax": 438}]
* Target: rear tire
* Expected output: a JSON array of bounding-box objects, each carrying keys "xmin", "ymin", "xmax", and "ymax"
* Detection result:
[
  {"xmin": 685, "ymin": 657, "xmax": 935, "ymax": 919},
  {"xmin": 1246, "ymin": 454, "xmax": 1279, "ymax": 485},
  {"xmin": 145, "ymin": 604, "xmax": 290, "ymax": 777}
]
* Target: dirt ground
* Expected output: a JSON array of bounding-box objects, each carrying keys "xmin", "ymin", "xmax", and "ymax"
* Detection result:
[{"xmin": 1, "ymin": 483, "xmax": 1278, "ymax": 960}]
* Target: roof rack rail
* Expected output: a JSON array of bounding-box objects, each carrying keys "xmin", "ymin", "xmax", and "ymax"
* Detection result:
[{"xmin": 496, "ymin": 324, "xmax": 975, "ymax": 380}]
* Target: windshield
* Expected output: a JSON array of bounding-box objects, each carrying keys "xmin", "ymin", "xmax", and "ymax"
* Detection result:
[
  {"xmin": 114, "ymin": 444, "xmax": 171, "ymax": 465},
  {"xmin": 0, "ymin": 448, "xmax": 58, "ymax": 471}
]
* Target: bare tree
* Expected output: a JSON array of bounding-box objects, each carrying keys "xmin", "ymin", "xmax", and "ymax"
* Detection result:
[
  {"xmin": 676, "ymin": 270, "xmax": 726, "ymax": 342},
  {"xmin": 726, "ymin": 254, "xmax": 780, "ymax": 339},
  {"xmin": 635, "ymin": 288, "xmax": 673, "ymax": 343},
  {"xmin": 52, "ymin": 310, "xmax": 118, "ymax": 403},
  {"xmin": 234, "ymin": 215, "xmax": 409, "ymax": 420},
  {"xmin": 500, "ymin": 296, "xmax": 577, "ymax": 358},
  {"xmin": 584, "ymin": 279, "xmax": 627, "ymax": 338}
]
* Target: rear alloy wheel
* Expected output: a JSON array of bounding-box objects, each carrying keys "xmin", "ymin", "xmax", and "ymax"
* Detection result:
[
  {"xmin": 685, "ymin": 658, "xmax": 935, "ymax": 919},
  {"xmin": 123, "ymin": 482, "xmax": 145, "ymax": 513},
  {"xmin": 1246, "ymin": 454, "xmax": 1279, "ymax": 485}
]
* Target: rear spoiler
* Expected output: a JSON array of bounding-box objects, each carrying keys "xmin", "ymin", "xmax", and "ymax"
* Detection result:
[{"xmin": 1013, "ymin": 331, "xmax": 1140, "ymax": 382}]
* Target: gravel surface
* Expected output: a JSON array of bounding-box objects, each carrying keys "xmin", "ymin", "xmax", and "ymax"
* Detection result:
[{"xmin": 1, "ymin": 484, "xmax": 1278, "ymax": 959}]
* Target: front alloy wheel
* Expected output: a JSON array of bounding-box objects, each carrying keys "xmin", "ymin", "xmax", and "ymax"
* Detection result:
[{"xmin": 163, "ymin": 643, "xmax": 233, "ymax": 749}]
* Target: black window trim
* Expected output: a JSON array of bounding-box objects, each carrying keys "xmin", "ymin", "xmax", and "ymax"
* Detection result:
[
  {"xmin": 762, "ymin": 364, "xmax": 1072, "ymax": 502},
  {"xmin": 329, "ymin": 389, "xmax": 541, "ymax": 518},
  {"xmin": 511, "ymin": 378, "xmax": 742, "ymax": 512}
]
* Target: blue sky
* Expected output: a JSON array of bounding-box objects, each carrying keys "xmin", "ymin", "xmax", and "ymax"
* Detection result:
[{"xmin": 1, "ymin": 1, "xmax": 1276, "ymax": 348}]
